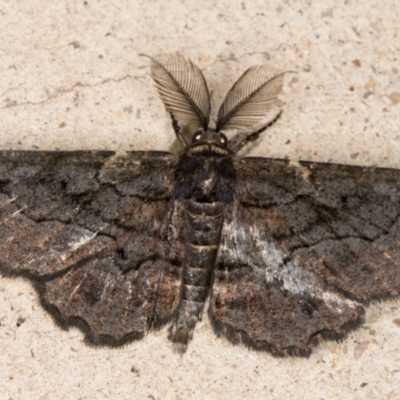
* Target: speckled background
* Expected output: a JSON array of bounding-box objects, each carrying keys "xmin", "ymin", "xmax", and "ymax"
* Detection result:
[{"xmin": 0, "ymin": 1, "xmax": 399, "ymax": 399}]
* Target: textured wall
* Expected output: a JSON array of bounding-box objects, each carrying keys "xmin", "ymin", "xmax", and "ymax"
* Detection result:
[{"xmin": 0, "ymin": 1, "xmax": 399, "ymax": 399}]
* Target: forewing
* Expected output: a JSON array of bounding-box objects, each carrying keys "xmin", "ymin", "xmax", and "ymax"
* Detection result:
[
  {"xmin": 0, "ymin": 151, "xmax": 184, "ymax": 344},
  {"xmin": 147, "ymin": 52, "xmax": 211, "ymax": 135},
  {"xmin": 209, "ymin": 157, "xmax": 400, "ymax": 354},
  {"xmin": 216, "ymin": 63, "xmax": 285, "ymax": 133}
]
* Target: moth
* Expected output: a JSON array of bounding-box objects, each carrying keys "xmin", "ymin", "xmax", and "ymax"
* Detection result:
[{"xmin": 1, "ymin": 53, "xmax": 400, "ymax": 356}]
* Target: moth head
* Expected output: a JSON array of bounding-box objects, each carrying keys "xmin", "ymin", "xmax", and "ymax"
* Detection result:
[{"xmin": 191, "ymin": 129, "xmax": 228, "ymax": 148}]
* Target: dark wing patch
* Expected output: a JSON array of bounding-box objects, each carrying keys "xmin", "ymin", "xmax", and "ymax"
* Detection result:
[
  {"xmin": 0, "ymin": 151, "xmax": 184, "ymax": 345},
  {"xmin": 209, "ymin": 158, "xmax": 400, "ymax": 354}
]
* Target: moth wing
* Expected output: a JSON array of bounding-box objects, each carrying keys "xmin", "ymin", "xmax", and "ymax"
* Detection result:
[
  {"xmin": 209, "ymin": 157, "xmax": 400, "ymax": 354},
  {"xmin": 147, "ymin": 52, "xmax": 211, "ymax": 137},
  {"xmin": 0, "ymin": 151, "xmax": 184, "ymax": 344}
]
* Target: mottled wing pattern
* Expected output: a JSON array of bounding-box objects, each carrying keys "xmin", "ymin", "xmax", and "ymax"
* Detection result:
[
  {"xmin": 209, "ymin": 157, "xmax": 400, "ymax": 355},
  {"xmin": 0, "ymin": 151, "xmax": 184, "ymax": 344}
]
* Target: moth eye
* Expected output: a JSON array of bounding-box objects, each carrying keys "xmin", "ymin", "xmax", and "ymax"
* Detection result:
[
  {"xmin": 219, "ymin": 133, "xmax": 228, "ymax": 146},
  {"xmin": 192, "ymin": 132, "xmax": 203, "ymax": 143}
]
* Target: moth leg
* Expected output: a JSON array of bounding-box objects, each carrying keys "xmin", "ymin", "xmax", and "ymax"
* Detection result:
[
  {"xmin": 231, "ymin": 110, "xmax": 282, "ymax": 153},
  {"xmin": 170, "ymin": 113, "xmax": 189, "ymax": 147}
]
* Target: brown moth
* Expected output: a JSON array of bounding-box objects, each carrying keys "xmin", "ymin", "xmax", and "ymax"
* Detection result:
[{"xmin": 1, "ymin": 53, "xmax": 399, "ymax": 355}]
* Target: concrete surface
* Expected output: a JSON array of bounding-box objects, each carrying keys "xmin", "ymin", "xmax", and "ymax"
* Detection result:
[{"xmin": 0, "ymin": 0, "xmax": 399, "ymax": 399}]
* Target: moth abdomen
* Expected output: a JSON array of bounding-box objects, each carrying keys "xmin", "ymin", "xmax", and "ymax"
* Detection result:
[
  {"xmin": 168, "ymin": 145, "xmax": 238, "ymax": 349},
  {"xmin": 186, "ymin": 211, "xmax": 223, "ymax": 245}
]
